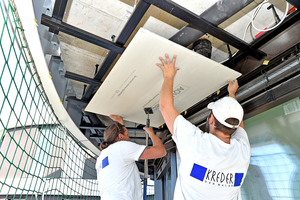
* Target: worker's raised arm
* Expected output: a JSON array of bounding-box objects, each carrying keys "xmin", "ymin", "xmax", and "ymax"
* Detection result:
[
  {"xmin": 139, "ymin": 127, "xmax": 166, "ymax": 160},
  {"xmin": 227, "ymin": 79, "xmax": 245, "ymax": 129},
  {"xmin": 156, "ymin": 54, "xmax": 180, "ymax": 135},
  {"xmin": 109, "ymin": 115, "xmax": 124, "ymax": 125}
]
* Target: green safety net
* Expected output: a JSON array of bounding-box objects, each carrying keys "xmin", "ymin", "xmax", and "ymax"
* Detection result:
[{"xmin": 0, "ymin": 0, "xmax": 100, "ymax": 199}]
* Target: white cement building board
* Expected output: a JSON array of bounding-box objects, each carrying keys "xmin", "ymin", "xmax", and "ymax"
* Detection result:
[{"xmin": 85, "ymin": 28, "xmax": 241, "ymax": 127}]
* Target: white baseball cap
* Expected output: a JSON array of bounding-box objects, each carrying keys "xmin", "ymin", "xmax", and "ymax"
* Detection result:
[{"xmin": 207, "ymin": 96, "xmax": 244, "ymax": 128}]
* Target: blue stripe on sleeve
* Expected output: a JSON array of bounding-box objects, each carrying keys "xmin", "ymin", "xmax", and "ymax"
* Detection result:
[{"xmin": 102, "ymin": 156, "xmax": 109, "ymax": 169}]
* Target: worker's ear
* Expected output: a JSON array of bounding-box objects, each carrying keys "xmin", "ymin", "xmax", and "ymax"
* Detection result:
[
  {"xmin": 209, "ymin": 114, "xmax": 215, "ymax": 125},
  {"xmin": 118, "ymin": 133, "xmax": 123, "ymax": 141}
]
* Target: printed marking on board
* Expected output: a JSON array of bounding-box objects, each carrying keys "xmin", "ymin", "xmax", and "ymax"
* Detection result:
[
  {"xmin": 111, "ymin": 70, "xmax": 137, "ymax": 99},
  {"xmin": 143, "ymin": 84, "xmax": 190, "ymax": 112},
  {"xmin": 172, "ymin": 84, "xmax": 189, "ymax": 99}
]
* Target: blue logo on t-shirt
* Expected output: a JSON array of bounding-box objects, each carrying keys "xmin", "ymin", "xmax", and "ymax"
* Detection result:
[
  {"xmin": 102, "ymin": 156, "xmax": 109, "ymax": 169},
  {"xmin": 190, "ymin": 163, "xmax": 207, "ymax": 181},
  {"xmin": 190, "ymin": 163, "xmax": 244, "ymax": 187},
  {"xmin": 234, "ymin": 173, "xmax": 244, "ymax": 187}
]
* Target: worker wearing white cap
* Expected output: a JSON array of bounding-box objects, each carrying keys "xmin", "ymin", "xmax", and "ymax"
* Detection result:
[{"xmin": 157, "ymin": 54, "xmax": 250, "ymax": 200}]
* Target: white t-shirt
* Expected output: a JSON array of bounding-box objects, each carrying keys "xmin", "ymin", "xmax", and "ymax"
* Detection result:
[
  {"xmin": 95, "ymin": 141, "xmax": 146, "ymax": 200},
  {"xmin": 172, "ymin": 115, "xmax": 251, "ymax": 200}
]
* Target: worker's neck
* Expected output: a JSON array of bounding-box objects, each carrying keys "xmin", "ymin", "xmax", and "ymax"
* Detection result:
[{"xmin": 210, "ymin": 129, "xmax": 231, "ymax": 144}]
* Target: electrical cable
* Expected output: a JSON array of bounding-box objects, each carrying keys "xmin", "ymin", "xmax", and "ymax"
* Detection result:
[
  {"xmin": 219, "ymin": 1, "xmax": 289, "ymax": 64},
  {"xmin": 251, "ymin": 0, "xmax": 290, "ymax": 32},
  {"xmin": 218, "ymin": 1, "xmax": 265, "ymax": 64},
  {"xmin": 242, "ymin": 1, "xmax": 263, "ymax": 41}
]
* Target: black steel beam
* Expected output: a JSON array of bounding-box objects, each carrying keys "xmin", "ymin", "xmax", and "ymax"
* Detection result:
[
  {"xmin": 243, "ymin": 73, "xmax": 300, "ymax": 114},
  {"xmin": 225, "ymin": 10, "xmax": 300, "ymax": 66},
  {"xmin": 81, "ymin": 84, "xmax": 97, "ymax": 101},
  {"xmin": 41, "ymin": 14, "xmax": 125, "ymax": 54},
  {"xmin": 238, "ymin": 43, "xmax": 300, "ymax": 87},
  {"xmin": 52, "ymin": 0, "xmax": 68, "ymax": 20},
  {"xmin": 95, "ymin": 1, "xmax": 150, "ymax": 77},
  {"xmin": 82, "ymin": 111, "xmax": 106, "ymax": 128},
  {"xmin": 50, "ymin": 0, "xmax": 68, "ymax": 33},
  {"xmin": 116, "ymin": 1, "xmax": 151, "ymax": 45},
  {"xmin": 193, "ymin": 70, "xmax": 300, "ymax": 127},
  {"xmin": 80, "ymin": 126, "xmax": 161, "ymax": 133},
  {"xmin": 286, "ymin": 0, "xmax": 300, "ymax": 10},
  {"xmin": 66, "ymin": 96, "xmax": 88, "ymax": 106},
  {"xmin": 81, "ymin": 52, "xmax": 118, "ymax": 101},
  {"xmin": 81, "ymin": 1, "xmax": 150, "ymax": 100},
  {"xmin": 52, "ymin": 55, "xmax": 62, "ymax": 60},
  {"xmin": 93, "ymin": 52, "xmax": 119, "ymax": 81},
  {"xmin": 252, "ymin": 11, "xmax": 300, "ymax": 48},
  {"xmin": 65, "ymin": 71, "xmax": 102, "ymax": 86},
  {"xmin": 179, "ymin": 42, "xmax": 300, "ymax": 124},
  {"xmin": 81, "ymin": 52, "xmax": 119, "ymax": 101},
  {"xmin": 143, "ymin": 0, "xmax": 266, "ymax": 60}
]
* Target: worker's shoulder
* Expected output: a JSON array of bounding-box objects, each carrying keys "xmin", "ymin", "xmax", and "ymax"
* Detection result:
[
  {"xmin": 231, "ymin": 127, "xmax": 250, "ymax": 145},
  {"xmin": 119, "ymin": 140, "xmax": 135, "ymax": 144},
  {"xmin": 119, "ymin": 140, "xmax": 144, "ymax": 148}
]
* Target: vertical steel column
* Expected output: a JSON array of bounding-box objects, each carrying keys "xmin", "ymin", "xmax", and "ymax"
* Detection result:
[
  {"xmin": 170, "ymin": 151, "xmax": 177, "ymax": 200},
  {"xmin": 50, "ymin": 0, "xmax": 68, "ymax": 33},
  {"xmin": 143, "ymin": 133, "xmax": 149, "ymax": 200},
  {"xmin": 143, "ymin": 112, "xmax": 151, "ymax": 200},
  {"xmin": 154, "ymin": 166, "xmax": 163, "ymax": 200}
]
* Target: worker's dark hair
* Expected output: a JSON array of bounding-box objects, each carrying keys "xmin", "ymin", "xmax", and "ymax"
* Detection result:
[
  {"xmin": 213, "ymin": 113, "xmax": 239, "ymax": 135},
  {"xmin": 100, "ymin": 123, "xmax": 125, "ymax": 150}
]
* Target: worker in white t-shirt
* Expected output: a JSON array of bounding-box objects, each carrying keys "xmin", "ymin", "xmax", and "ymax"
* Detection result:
[
  {"xmin": 95, "ymin": 115, "xmax": 166, "ymax": 200},
  {"xmin": 156, "ymin": 54, "xmax": 251, "ymax": 200}
]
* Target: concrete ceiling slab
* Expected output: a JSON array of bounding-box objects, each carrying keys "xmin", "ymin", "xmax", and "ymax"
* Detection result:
[
  {"xmin": 59, "ymin": 0, "xmax": 134, "ymax": 99},
  {"xmin": 122, "ymin": 5, "xmax": 187, "ymax": 47},
  {"xmin": 143, "ymin": 16, "xmax": 179, "ymax": 38},
  {"xmin": 171, "ymin": 0, "xmax": 220, "ymax": 16},
  {"xmin": 205, "ymin": 1, "xmax": 288, "ymax": 62},
  {"xmin": 65, "ymin": 0, "xmax": 133, "ymax": 40},
  {"xmin": 222, "ymin": 2, "xmax": 285, "ymax": 43},
  {"xmin": 58, "ymin": 32, "xmax": 108, "ymax": 99},
  {"xmin": 119, "ymin": 0, "xmax": 140, "ymax": 7}
]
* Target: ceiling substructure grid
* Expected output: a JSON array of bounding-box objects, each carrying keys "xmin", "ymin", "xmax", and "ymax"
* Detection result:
[
  {"xmin": 41, "ymin": 0, "xmax": 268, "ymax": 97},
  {"xmin": 41, "ymin": 0, "xmax": 300, "ymax": 140}
]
